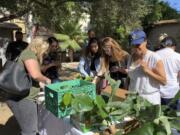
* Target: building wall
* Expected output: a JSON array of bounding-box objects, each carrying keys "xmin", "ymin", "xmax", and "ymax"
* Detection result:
[{"xmin": 148, "ymin": 23, "xmax": 180, "ymax": 52}]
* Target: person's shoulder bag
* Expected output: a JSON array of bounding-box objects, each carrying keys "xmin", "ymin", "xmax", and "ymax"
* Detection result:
[{"xmin": 0, "ymin": 59, "xmax": 32, "ymax": 100}]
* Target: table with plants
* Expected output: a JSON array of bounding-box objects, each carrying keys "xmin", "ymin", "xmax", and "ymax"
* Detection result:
[{"xmin": 39, "ymin": 75, "xmax": 180, "ymax": 135}]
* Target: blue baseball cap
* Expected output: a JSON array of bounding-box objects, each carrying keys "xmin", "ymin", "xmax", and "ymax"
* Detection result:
[{"xmin": 130, "ymin": 29, "xmax": 146, "ymax": 45}]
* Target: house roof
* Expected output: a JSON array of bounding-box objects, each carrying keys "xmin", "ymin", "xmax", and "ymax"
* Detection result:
[
  {"xmin": 0, "ymin": 22, "xmax": 21, "ymax": 30},
  {"xmin": 153, "ymin": 19, "xmax": 180, "ymax": 26}
]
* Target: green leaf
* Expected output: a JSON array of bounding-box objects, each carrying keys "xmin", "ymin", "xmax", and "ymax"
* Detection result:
[
  {"xmin": 110, "ymin": 110, "xmax": 124, "ymax": 115},
  {"xmin": 97, "ymin": 107, "xmax": 109, "ymax": 119},
  {"xmin": 95, "ymin": 95, "xmax": 106, "ymax": 108},
  {"xmin": 155, "ymin": 131, "xmax": 167, "ymax": 135},
  {"xmin": 69, "ymin": 39, "xmax": 81, "ymax": 51},
  {"xmin": 127, "ymin": 122, "xmax": 154, "ymax": 135},
  {"xmin": 71, "ymin": 95, "xmax": 94, "ymax": 112},
  {"xmin": 54, "ymin": 33, "xmax": 70, "ymax": 41},
  {"xmin": 59, "ymin": 38, "xmax": 81, "ymax": 52},
  {"xmin": 115, "ymin": 130, "xmax": 123, "ymax": 135},
  {"xmin": 139, "ymin": 105, "xmax": 160, "ymax": 122},
  {"xmin": 62, "ymin": 93, "xmax": 72, "ymax": 106},
  {"xmin": 112, "ymin": 111, "xmax": 130, "ymax": 121},
  {"xmin": 159, "ymin": 116, "xmax": 171, "ymax": 135},
  {"xmin": 105, "ymin": 74, "xmax": 121, "ymax": 102},
  {"xmin": 85, "ymin": 76, "xmax": 92, "ymax": 82},
  {"xmin": 95, "ymin": 96, "xmax": 108, "ymax": 119},
  {"xmin": 177, "ymin": 111, "xmax": 180, "ymax": 117},
  {"xmin": 107, "ymin": 101, "xmax": 122, "ymax": 108},
  {"xmin": 169, "ymin": 91, "xmax": 180, "ymax": 106}
]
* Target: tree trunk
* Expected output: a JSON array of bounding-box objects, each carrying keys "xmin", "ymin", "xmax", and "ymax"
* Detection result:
[{"xmin": 68, "ymin": 48, "xmax": 74, "ymax": 62}]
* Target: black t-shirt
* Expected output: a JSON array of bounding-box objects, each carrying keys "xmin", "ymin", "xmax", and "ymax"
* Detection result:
[
  {"xmin": 109, "ymin": 61, "xmax": 127, "ymax": 88},
  {"xmin": 109, "ymin": 61, "xmax": 127, "ymax": 80},
  {"xmin": 6, "ymin": 41, "xmax": 28, "ymax": 61},
  {"xmin": 43, "ymin": 52, "xmax": 59, "ymax": 80},
  {"xmin": 90, "ymin": 57, "xmax": 96, "ymax": 71}
]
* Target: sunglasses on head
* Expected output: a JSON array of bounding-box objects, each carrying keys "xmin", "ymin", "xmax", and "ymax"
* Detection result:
[{"xmin": 160, "ymin": 39, "xmax": 174, "ymax": 47}]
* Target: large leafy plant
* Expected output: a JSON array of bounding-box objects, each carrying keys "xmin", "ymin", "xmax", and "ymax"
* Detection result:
[{"xmin": 61, "ymin": 76, "xmax": 180, "ymax": 134}]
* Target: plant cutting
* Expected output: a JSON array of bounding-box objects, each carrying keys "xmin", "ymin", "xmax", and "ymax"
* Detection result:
[{"xmin": 60, "ymin": 75, "xmax": 180, "ymax": 134}]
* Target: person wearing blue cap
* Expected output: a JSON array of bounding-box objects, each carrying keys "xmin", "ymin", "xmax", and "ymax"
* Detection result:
[{"xmin": 127, "ymin": 29, "xmax": 167, "ymax": 105}]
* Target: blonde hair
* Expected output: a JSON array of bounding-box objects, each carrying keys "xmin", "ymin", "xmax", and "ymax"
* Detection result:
[
  {"xmin": 28, "ymin": 37, "xmax": 49, "ymax": 64},
  {"xmin": 102, "ymin": 37, "xmax": 128, "ymax": 68}
]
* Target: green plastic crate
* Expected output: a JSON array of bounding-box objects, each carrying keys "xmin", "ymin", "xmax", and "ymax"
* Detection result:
[{"xmin": 45, "ymin": 79, "xmax": 96, "ymax": 118}]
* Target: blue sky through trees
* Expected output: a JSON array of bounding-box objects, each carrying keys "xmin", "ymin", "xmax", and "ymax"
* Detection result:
[{"xmin": 163, "ymin": 0, "xmax": 180, "ymax": 11}]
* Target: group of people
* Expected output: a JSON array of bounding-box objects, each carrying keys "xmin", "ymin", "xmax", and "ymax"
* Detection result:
[
  {"xmin": 78, "ymin": 29, "xmax": 180, "ymax": 106},
  {"xmin": 1, "ymin": 28, "xmax": 179, "ymax": 135}
]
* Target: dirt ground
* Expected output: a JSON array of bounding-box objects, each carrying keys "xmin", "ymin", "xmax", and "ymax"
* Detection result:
[
  {"xmin": 0, "ymin": 103, "xmax": 20, "ymax": 135},
  {"xmin": 0, "ymin": 62, "xmax": 79, "ymax": 135}
]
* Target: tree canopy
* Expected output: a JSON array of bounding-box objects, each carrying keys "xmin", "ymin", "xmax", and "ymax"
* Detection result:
[{"xmin": 0, "ymin": 0, "xmax": 179, "ymax": 45}]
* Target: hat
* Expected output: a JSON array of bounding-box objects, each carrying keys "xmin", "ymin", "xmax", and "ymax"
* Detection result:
[{"xmin": 130, "ymin": 29, "xmax": 146, "ymax": 45}]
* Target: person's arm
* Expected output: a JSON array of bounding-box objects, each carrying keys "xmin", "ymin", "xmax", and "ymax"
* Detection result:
[
  {"xmin": 5, "ymin": 43, "xmax": 12, "ymax": 60},
  {"xmin": 41, "ymin": 62, "xmax": 59, "ymax": 73},
  {"xmin": 110, "ymin": 53, "xmax": 130, "ymax": 74},
  {"xmin": 141, "ymin": 60, "xmax": 166, "ymax": 85},
  {"xmin": 93, "ymin": 57, "xmax": 107, "ymax": 84},
  {"xmin": 24, "ymin": 59, "xmax": 51, "ymax": 84},
  {"xmin": 78, "ymin": 57, "xmax": 89, "ymax": 77}
]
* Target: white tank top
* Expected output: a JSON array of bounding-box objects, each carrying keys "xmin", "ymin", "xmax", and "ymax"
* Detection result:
[{"xmin": 128, "ymin": 50, "xmax": 161, "ymax": 94}]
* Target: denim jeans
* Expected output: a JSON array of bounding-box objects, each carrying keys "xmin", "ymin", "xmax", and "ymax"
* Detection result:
[
  {"xmin": 161, "ymin": 98, "xmax": 179, "ymax": 110},
  {"xmin": 7, "ymin": 99, "xmax": 38, "ymax": 135}
]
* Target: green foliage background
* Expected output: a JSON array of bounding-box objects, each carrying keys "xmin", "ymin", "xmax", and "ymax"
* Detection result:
[{"xmin": 0, "ymin": 0, "xmax": 179, "ymax": 49}]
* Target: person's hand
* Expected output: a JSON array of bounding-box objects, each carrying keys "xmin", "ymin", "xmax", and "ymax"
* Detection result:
[
  {"xmin": 92, "ymin": 76, "xmax": 99, "ymax": 84},
  {"xmin": 50, "ymin": 63, "xmax": 57, "ymax": 67},
  {"xmin": 53, "ymin": 61, "xmax": 61, "ymax": 67},
  {"xmin": 39, "ymin": 82, "xmax": 46, "ymax": 89},
  {"xmin": 110, "ymin": 66, "xmax": 119, "ymax": 72},
  {"xmin": 39, "ymin": 78, "xmax": 51, "ymax": 89},
  {"xmin": 46, "ymin": 78, "xmax": 51, "ymax": 84},
  {"xmin": 119, "ymin": 68, "xmax": 128, "ymax": 74},
  {"xmin": 140, "ymin": 61, "xmax": 149, "ymax": 73}
]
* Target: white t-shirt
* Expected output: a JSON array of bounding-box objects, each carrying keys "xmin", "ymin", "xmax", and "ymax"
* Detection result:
[
  {"xmin": 128, "ymin": 50, "xmax": 161, "ymax": 104},
  {"xmin": 156, "ymin": 48, "xmax": 180, "ymax": 99}
]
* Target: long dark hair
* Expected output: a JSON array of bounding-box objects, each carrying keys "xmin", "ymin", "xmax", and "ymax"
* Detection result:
[
  {"xmin": 84, "ymin": 37, "xmax": 102, "ymax": 58},
  {"xmin": 47, "ymin": 37, "xmax": 58, "ymax": 45}
]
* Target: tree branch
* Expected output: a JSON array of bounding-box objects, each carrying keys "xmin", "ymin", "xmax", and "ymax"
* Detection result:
[
  {"xmin": 55, "ymin": 0, "xmax": 94, "ymax": 8},
  {"xmin": 30, "ymin": 0, "xmax": 50, "ymax": 9},
  {"xmin": 0, "ymin": 8, "xmax": 29, "ymax": 22}
]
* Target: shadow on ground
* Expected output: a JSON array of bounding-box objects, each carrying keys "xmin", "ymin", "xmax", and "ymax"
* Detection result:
[{"xmin": 0, "ymin": 116, "xmax": 20, "ymax": 135}]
